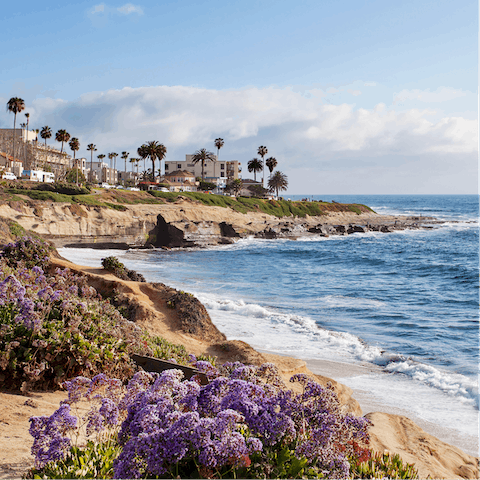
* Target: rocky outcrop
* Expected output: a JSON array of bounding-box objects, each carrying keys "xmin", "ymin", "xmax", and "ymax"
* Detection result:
[{"xmin": 0, "ymin": 199, "xmax": 441, "ymax": 249}]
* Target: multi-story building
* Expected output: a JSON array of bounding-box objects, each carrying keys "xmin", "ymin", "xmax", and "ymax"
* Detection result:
[
  {"xmin": 0, "ymin": 128, "xmax": 72, "ymax": 178},
  {"xmin": 88, "ymin": 161, "xmax": 118, "ymax": 184},
  {"xmin": 164, "ymin": 155, "xmax": 242, "ymax": 182},
  {"xmin": 163, "ymin": 170, "xmax": 198, "ymax": 192}
]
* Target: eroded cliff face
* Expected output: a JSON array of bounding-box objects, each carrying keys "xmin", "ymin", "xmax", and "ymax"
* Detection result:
[{"xmin": 0, "ymin": 199, "xmax": 434, "ymax": 249}]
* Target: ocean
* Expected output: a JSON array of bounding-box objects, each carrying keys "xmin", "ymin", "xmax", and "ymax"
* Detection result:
[{"xmin": 59, "ymin": 194, "xmax": 479, "ymax": 455}]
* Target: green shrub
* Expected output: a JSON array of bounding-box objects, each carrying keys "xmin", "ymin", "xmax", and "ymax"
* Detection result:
[
  {"xmin": 101, "ymin": 256, "xmax": 145, "ymax": 282},
  {"xmin": 350, "ymin": 450, "xmax": 419, "ymax": 479}
]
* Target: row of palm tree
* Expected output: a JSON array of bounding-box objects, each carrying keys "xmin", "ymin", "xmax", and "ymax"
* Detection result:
[{"xmin": 137, "ymin": 141, "xmax": 167, "ymax": 182}]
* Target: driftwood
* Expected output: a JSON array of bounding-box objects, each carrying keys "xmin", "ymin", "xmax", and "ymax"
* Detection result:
[{"xmin": 131, "ymin": 354, "xmax": 208, "ymax": 385}]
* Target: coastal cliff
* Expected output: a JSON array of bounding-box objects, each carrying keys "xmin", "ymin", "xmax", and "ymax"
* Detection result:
[{"xmin": 0, "ymin": 196, "xmax": 436, "ymax": 249}]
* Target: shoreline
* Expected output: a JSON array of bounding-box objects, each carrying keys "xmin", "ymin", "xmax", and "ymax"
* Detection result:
[{"xmin": 0, "ymin": 254, "xmax": 478, "ymax": 479}]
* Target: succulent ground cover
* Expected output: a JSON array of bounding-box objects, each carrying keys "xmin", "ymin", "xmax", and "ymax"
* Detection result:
[{"xmin": 101, "ymin": 256, "xmax": 146, "ymax": 282}]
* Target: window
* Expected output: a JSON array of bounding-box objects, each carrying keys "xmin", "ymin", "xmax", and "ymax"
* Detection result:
[
  {"xmin": 165, "ymin": 164, "xmax": 169, "ymax": 170},
  {"xmin": 221, "ymin": 172, "xmax": 225, "ymax": 177},
  {"xmin": 220, "ymin": 164, "xmax": 225, "ymax": 169},
  {"xmin": 177, "ymin": 164, "xmax": 182, "ymax": 169}
]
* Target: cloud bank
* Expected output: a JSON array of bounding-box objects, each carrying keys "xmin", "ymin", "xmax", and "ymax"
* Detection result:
[{"xmin": 1, "ymin": 84, "xmax": 476, "ymax": 193}]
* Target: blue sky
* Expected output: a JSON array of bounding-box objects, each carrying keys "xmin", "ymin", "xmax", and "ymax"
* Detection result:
[{"xmin": 1, "ymin": 0, "xmax": 477, "ymax": 193}]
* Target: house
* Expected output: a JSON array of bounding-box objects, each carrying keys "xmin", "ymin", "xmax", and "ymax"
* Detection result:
[
  {"xmin": 164, "ymin": 156, "xmax": 242, "ymax": 181},
  {"xmin": 87, "ymin": 161, "xmax": 117, "ymax": 185},
  {"xmin": 163, "ymin": 170, "xmax": 198, "ymax": 192}
]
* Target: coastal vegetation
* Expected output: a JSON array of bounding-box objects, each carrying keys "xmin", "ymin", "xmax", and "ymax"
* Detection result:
[
  {"xmin": 0, "ymin": 231, "xmax": 421, "ymax": 479},
  {"xmin": 0, "ymin": 180, "xmax": 374, "ymax": 217}
]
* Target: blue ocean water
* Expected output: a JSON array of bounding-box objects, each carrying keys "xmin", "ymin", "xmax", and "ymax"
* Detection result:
[{"xmin": 60, "ymin": 194, "xmax": 479, "ymax": 452}]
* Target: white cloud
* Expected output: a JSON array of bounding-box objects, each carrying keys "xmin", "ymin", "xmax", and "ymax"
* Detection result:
[
  {"xmin": 5, "ymin": 84, "xmax": 475, "ymax": 193},
  {"xmin": 393, "ymin": 87, "xmax": 469, "ymax": 104},
  {"xmin": 117, "ymin": 3, "xmax": 143, "ymax": 15}
]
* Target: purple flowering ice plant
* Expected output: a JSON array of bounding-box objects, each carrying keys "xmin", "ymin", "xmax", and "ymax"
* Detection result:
[{"xmin": 30, "ymin": 362, "xmax": 371, "ymax": 479}]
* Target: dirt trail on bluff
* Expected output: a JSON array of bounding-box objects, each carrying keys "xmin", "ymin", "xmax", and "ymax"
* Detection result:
[{"xmin": 0, "ymin": 257, "xmax": 478, "ymax": 479}]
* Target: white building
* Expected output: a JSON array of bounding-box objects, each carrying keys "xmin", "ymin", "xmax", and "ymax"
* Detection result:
[{"xmin": 164, "ymin": 155, "xmax": 242, "ymax": 181}]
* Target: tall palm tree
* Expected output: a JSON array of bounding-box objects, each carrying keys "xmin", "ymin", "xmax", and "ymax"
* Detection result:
[
  {"xmin": 268, "ymin": 171, "xmax": 288, "ymax": 198},
  {"xmin": 20, "ymin": 123, "xmax": 27, "ymax": 165},
  {"xmin": 121, "ymin": 151, "xmax": 129, "ymax": 184},
  {"xmin": 97, "ymin": 153, "xmax": 106, "ymax": 162},
  {"xmin": 137, "ymin": 144, "xmax": 148, "ymax": 177},
  {"xmin": 214, "ymin": 138, "xmax": 224, "ymax": 160},
  {"xmin": 108, "ymin": 152, "xmax": 118, "ymax": 184},
  {"xmin": 139, "ymin": 141, "xmax": 167, "ymax": 182},
  {"xmin": 6, "ymin": 97, "xmax": 25, "ymax": 168},
  {"xmin": 25, "ymin": 113, "xmax": 30, "ymax": 141},
  {"xmin": 55, "ymin": 129, "xmax": 70, "ymax": 153},
  {"xmin": 121, "ymin": 151, "xmax": 129, "ymax": 173},
  {"xmin": 87, "ymin": 143, "xmax": 97, "ymax": 182},
  {"xmin": 40, "ymin": 126, "xmax": 52, "ymax": 146},
  {"xmin": 257, "ymin": 146, "xmax": 268, "ymax": 187},
  {"xmin": 69, "ymin": 138, "xmax": 80, "ymax": 184},
  {"xmin": 191, "ymin": 148, "xmax": 216, "ymax": 181},
  {"xmin": 265, "ymin": 157, "xmax": 278, "ymax": 179},
  {"xmin": 247, "ymin": 158, "xmax": 263, "ymax": 182}
]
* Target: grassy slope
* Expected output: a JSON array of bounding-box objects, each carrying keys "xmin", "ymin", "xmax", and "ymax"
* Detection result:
[{"xmin": 0, "ymin": 181, "xmax": 374, "ymax": 218}]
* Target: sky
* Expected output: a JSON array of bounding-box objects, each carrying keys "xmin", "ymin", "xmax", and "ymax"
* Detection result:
[{"xmin": 1, "ymin": 0, "xmax": 477, "ymax": 194}]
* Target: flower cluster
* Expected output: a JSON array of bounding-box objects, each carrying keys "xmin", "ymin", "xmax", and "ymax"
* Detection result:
[
  {"xmin": 0, "ymin": 236, "xmax": 52, "ymax": 269},
  {"xmin": 31, "ymin": 362, "xmax": 371, "ymax": 479},
  {"xmin": 0, "ymin": 241, "xmax": 190, "ymax": 391}
]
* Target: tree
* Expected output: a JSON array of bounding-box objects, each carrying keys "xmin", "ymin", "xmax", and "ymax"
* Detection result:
[
  {"xmin": 121, "ymin": 151, "xmax": 129, "ymax": 174},
  {"xmin": 257, "ymin": 146, "xmax": 268, "ymax": 187},
  {"xmin": 87, "ymin": 144, "xmax": 97, "ymax": 182},
  {"xmin": 191, "ymin": 148, "xmax": 216, "ymax": 181},
  {"xmin": 265, "ymin": 157, "xmax": 278, "ymax": 178},
  {"xmin": 55, "ymin": 129, "xmax": 70, "ymax": 153},
  {"xmin": 65, "ymin": 168, "xmax": 86, "ymax": 184},
  {"xmin": 69, "ymin": 138, "xmax": 80, "ymax": 184},
  {"xmin": 268, "ymin": 171, "xmax": 288, "ymax": 197},
  {"xmin": 40, "ymin": 126, "xmax": 52, "ymax": 146},
  {"xmin": 138, "ymin": 141, "xmax": 167, "ymax": 182},
  {"xmin": 137, "ymin": 145, "xmax": 148, "ymax": 176},
  {"xmin": 247, "ymin": 184, "xmax": 269, "ymax": 197},
  {"xmin": 214, "ymin": 138, "xmax": 224, "ymax": 160},
  {"xmin": 69, "ymin": 137, "xmax": 80, "ymax": 159},
  {"xmin": 225, "ymin": 178, "xmax": 243, "ymax": 197},
  {"xmin": 6, "ymin": 97, "xmax": 25, "ymax": 168},
  {"xmin": 199, "ymin": 181, "xmax": 216, "ymax": 191},
  {"xmin": 25, "ymin": 112, "xmax": 30, "ymax": 134},
  {"xmin": 247, "ymin": 158, "xmax": 263, "ymax": 182}
]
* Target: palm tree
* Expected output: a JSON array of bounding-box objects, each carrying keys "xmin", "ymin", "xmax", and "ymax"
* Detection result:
[
  {"xmin": 55, "ymin": 129, "xmax": 70, "ymax": 153},
  {"xmin": 137, "ymin": 144, "xmax": 148, "ymax": 177},
  {"xmin": 247, "ymin": 158, "xmax": 263, "ymax": 182},
  {"xmin": 268, "ymin": 171, "xmax": 288, "ymax": 198},
  {"xmin": 265, "ymin": 157, "xmax": 278, "ymax": 179},
  {"xmin": 87, "ymin": 144, "xmax": 97, "ymax": 182},
  {"xmin": 121, "ymin": 151, "xmax": 129, "ymax": 184},
  {"xmin": 69, "ymin": 138, "xmax": 80, "ymax": 184},
  {"xmin": 257, "ymin": 146, "xmax": 268, "ymax": 187},
  {"xmin": 191, "ymin": 148, "xmax": 216, "ymax": 181},
  {"xmin": 25, "ymin": 113, "xmax": 30, "ymax": 142},
  {"xmin": 228, "ymin": 178, "xmax": 243, "ymax": 197},
  {"xmin": 6, "ymin": 97, "xmax": 25, "ymax": 168},
  {"xmin": 40, "ymin": 126, "xmax": 52, "ymax": 146},
  {"xmin": 139, "ymin": 141, "xmax": 167, "ymax": 182},
  {"xmin": 214, "ymin": 138, "xmax": 224, "ymax": 160}
]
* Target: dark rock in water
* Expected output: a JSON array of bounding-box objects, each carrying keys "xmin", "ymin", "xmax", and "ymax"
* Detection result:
[
  {"xmin": 219, "ymin": 222, "xmax": 240, "ymax": 238},
  {"xmin": 347, "ymin": 225, "xmax": 367, "ymax": 234},
  {"xmin": 333, "ymin": 225, "xmax": 347, "ymax": 234},
  {"xmin": 147, "ymin": 214, "xmax": 195, "ymax": 248},
  {"xmin": 256, "ymin": 228, "xmax": 278, "ymax": 239},
  {"xmin": 218, "ymin": 237, "xmax": 235, "ymax": 245}
]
